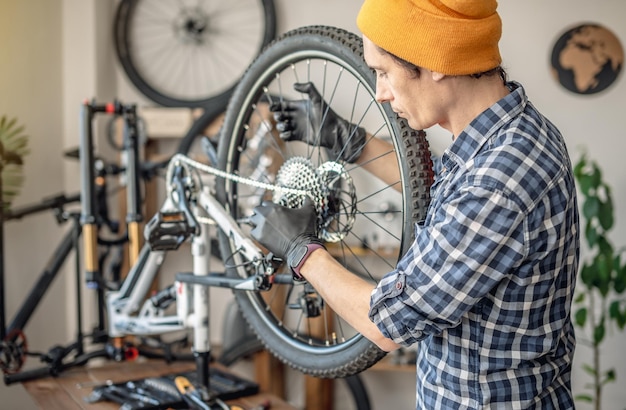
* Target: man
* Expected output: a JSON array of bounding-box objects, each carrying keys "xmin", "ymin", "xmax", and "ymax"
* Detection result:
[{"xmin": 250, "ymin": 0, "xmax": 580, "ymax": 408}]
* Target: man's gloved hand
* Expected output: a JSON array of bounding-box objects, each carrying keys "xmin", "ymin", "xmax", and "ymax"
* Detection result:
[
  {"xmin": 270, "ymin": 82, "xmax": 366, "ymax": 163},
  {"xmin": 250, "ymin": 197, "xmax": 324, "ymax": 280}
]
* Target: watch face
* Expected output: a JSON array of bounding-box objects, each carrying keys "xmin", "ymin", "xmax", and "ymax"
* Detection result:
[{"xmin": 290, "ymin": 245, "xmax": 308, "ymax": 268}]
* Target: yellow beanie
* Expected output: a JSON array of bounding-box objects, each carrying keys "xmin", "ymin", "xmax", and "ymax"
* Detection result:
[{"xmin": 356, "ymin": 0, "xmax": 502, "ymax": 75}]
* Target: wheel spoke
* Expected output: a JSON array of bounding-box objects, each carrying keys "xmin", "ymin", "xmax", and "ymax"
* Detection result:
[{"xmin": 114, "ymin": 0, "xmax": 276, "ymax": 107}]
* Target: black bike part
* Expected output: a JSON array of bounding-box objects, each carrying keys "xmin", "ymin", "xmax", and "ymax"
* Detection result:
[
  {"xmin": 4, "ymin": 347, "xmax": 109, "ymax": 385},
  {"xmin": 114, "ymin": 0, "xmax": 276, "ymax": 108},
  {"xmin": 2, "ymin": 193, "xmax": 80, "ymax": 221},
  {"xmin": 175, "ymin": 102, "xmax": 225, "ymax": 159},
  {"xmin": 145, "ymin": 210, "xmax": 195, "ymax": 251},
  {"xmin": 6, "ymin": 221, "xmax": 81, "ymax": 337},
  {"xmin": 216, "ymin": 26, "xmax": 433, "ymax": 378}
]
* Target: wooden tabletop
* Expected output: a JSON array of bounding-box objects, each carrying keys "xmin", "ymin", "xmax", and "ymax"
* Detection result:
[{"xmin": 21, "ymin": 358, "xmax": 295, "ymax": 409}]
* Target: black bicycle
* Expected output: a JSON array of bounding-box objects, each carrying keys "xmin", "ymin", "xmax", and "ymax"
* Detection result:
[{"xmin": 0, "ymin": 101, "xmax": 152, "ymax": 377}]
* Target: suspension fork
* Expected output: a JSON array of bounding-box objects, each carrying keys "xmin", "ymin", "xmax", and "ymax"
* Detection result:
[{"xmin": 79, "ymin": 100, "xmax": 143, "ymax": 289}]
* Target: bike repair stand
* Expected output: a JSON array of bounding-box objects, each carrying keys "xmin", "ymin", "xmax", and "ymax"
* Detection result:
[
  {"xmin": 82, "ymin": 102, "xmax": 234, "ymax": 409},
  {"xmin": 186, "ymin": 206, "xmax": 223, "ymax": 410},
  {"xmin": 145, "ymin": 161, "xmax": 230, "ymax": 409}
]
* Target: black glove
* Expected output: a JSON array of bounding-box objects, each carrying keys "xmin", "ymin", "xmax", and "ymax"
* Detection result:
[
  {"xmin": 250, "ymin": 197, "xmax": 324, "ymax": 280},
  {"xmin": 270, "ymin": 82, "xmax": 366, "ymax": 163}
]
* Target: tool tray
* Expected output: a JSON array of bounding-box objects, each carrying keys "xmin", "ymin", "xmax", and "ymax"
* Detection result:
[{"xmin": 86, "ymin": 367, "xmax": 259, "ymax": 409}]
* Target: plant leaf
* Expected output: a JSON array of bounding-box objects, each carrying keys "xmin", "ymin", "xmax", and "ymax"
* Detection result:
[
  {"xmin": 574, "ymin": 292, "xmax": 585, "ymax": 303},
  {"xmin": 597, "ymin": 236, "xmax": 613, "ymax": 255},
  {"xmin": 580, "ymin": 263, "xmax": 595, "ymax": 288},
  {"xmin": 593, "ymin": 320, "xmax": 605, "ymax": 345},
  {"xmin": 583, "ymin": 196, "xmax": 600, "ymax": 221},
  {"xmin": 578, "ymin": 174, "xmax": 594, "ymax": 196},
  {"xmin": 574, "ymin": 394, "xmax": 593, "ymax": 402},
  {"xmin": 575, "ymin": 307, "xmax": 587, "ymax": 327},
  {"xmin": 598, "ymin": 197, "xmax": 614, "ymax": 231},
  {"xmin": 615, "ymin": 263, "xmax": 626, "ymax": 294},
  {"xmin": 609, "ymin": 301, "xmax": 620, "ymax": 320},
  {"xmin": 573, "ymin": 154, "xmax": 586, "ymax": 179},
  {"xmin": 602, "ymin": 369, "xmax": 616, "ymax": 385},
  {"xmin": 582, "ymin": 363, "xmax": 597, "ymax": 376},
  {"xmin": 0, "ymin": 115, "xmax": 29, "ymax": 205},
  {"xmin": 591, "ymin": 162, "xmax": 602, "ymax": 188},
  {"xmin": 585, "ymin": 220, "xmax": 598, "ymax": 248}
]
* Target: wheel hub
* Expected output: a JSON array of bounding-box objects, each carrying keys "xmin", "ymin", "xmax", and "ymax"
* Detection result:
[{"xmin": 174, "ymin": 8, "xmax": 209, "ymax": 44}]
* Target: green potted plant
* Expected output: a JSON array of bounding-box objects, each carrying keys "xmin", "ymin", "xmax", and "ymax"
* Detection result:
[
  {"xmin": 0, "ymin": 115, "xmax": 30, "ymax": 210},
  {"xmin": 0, "ymin": 115, "xmax": 29, "ymax": 342},
  {"xmin": 573, "ymin": 152, "xmax": 626, "ymax": 409}
]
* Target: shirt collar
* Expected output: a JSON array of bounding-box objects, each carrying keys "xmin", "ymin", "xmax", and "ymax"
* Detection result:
[{"xmin": 442, "ymin": 81, "xmax": 527, "ymax": 168}]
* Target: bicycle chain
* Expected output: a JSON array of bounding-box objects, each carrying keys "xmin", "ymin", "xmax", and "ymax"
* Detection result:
[
  {"xmin": 167, "ymin": 153, "xmax": 356, "ymax": 242},
  {"xmin": 166, "ymin": 153, "xmax": 309, "ymax": 199}
]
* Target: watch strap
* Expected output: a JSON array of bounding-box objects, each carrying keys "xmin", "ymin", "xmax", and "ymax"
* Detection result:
[{"xmin": 291, "ymin": 243, "xmax": 324, "ymax": 281}]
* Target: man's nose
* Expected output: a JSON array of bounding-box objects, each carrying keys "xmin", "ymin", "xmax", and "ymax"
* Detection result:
[{"xmin": 375, "ymin": 82, "xmax": 392, "ymax": 103}]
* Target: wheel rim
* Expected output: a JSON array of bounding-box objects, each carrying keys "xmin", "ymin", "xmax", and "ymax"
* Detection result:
[
  {"xmin": 224, "ymin": 52, "xmax": 405, "ymax": 344},
  {"xmin": 217, "ymin": 26, "xmax": 433, "ymax": 376},
  {"xmin": 115, "ymin": 0, "xmax": 276, "ymax": 107}
]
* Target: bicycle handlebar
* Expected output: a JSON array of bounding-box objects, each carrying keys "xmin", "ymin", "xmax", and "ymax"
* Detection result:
[
  {"xmin": 2, "ymin": 158, "xmax": 168, "ymax": 223},
  {"xmin": 3, "ymin": 193, "xmax": 81, "ymax": 221}
]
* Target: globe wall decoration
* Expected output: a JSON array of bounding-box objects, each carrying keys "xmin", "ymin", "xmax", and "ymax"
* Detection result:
[{"xmin": 550, "ymin": 23, "xmax": 624, "ymax": 95}]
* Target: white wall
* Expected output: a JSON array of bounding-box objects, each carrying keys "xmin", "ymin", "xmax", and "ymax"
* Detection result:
[
  {"xmin": 0, "ymin": 0, "xmax": 625, "ymax": 409},
  {"xmin": 1, "ymin": 0, "xmax": 64, "ymax": 407}
]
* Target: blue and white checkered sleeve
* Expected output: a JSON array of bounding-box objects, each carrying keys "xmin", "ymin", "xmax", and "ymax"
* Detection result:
[{"xmin": 369, "ymin": 183, "xmax": 528, "ymax": 345}]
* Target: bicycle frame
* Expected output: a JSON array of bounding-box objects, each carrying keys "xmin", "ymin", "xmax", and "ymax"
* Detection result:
[
  {"xmin": 0, "ymin": 182, "xmax": 125, "ymax": 381},
  {"xmin": 107, "ymin": 194, "xmax": 266, "ymax": 337},
  {"xmin": 0, "ymin": 100, "xmax": 148, "ymax": 384},
  {"xmin": 1, "ymin": 196, "xmax": 87, "ymax": 346},
  {"xmin": 2, "ymin": 99, "xmax": 277, "ymax": 390},
  {"xmin": 104, "ymin": 157, "xmax": 277, "ymax": 387}
]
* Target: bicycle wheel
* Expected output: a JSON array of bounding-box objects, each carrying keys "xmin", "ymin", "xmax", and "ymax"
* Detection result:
[
  {"xmin": 114, "ymin": 0, "xmax": 276, "ymax": 108},
  {"xmin": 216, "ymin": 25, "xmax": 433, "ymax": 378},
  {"xmin": 175, "ymin": 102, "xmax": 225, "ymax": 160}
]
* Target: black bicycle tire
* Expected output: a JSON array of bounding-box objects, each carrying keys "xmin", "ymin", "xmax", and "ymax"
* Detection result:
[
  {"xmin": 217, "ymin": 337, "xmax": 372, "ymax": 410},
  {"xmin": 113, "ymin": 0, "xmax": 277, "ymax": 108},
  {"xmin": 216, "ymin": 25, "xmax": 433, "ymax": 378},
  {"xmin": 175, "ymin": 102, "xmax": 226, "ymax": 156}
]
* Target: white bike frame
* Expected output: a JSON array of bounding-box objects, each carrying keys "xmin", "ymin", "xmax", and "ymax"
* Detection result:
[{"xmin": 104, "ymin": 161, "xmax": 276, "ymax": 362}]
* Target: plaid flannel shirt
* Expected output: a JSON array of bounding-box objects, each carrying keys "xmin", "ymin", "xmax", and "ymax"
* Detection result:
[{"xmin": 369, "ymin": 82, "xmax": 579, "ymax": 409}]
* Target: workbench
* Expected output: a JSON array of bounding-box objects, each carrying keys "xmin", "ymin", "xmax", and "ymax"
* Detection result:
[{"xmin": 21, "ymin": 358, "xmax": 296, "ymax": 409}]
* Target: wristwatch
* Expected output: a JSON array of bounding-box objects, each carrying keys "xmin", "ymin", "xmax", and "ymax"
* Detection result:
[{"xmin": 288, "ymin": 243, "xmax": 324, "ymax": 281}]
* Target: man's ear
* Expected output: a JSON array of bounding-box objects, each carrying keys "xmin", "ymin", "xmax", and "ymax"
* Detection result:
[{"xmin": 432, "ymin": 71, "xmax": 446, "ymax": 82}]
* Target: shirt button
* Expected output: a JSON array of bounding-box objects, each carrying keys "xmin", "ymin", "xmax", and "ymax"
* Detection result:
[{"xmin": 395, "ymin": 281, "xmax": 403, "ymax": 290}]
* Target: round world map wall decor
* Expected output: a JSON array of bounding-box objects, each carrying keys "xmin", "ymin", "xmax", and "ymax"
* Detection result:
[{"xmin": 550, "ymin": 23, "xmax": 623, "ymax": 95}]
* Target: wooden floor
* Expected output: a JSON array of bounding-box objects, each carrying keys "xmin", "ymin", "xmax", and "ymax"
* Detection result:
[{"xmin": 21, "ymin": 358, "xmax": 296, "ymax": 409}]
